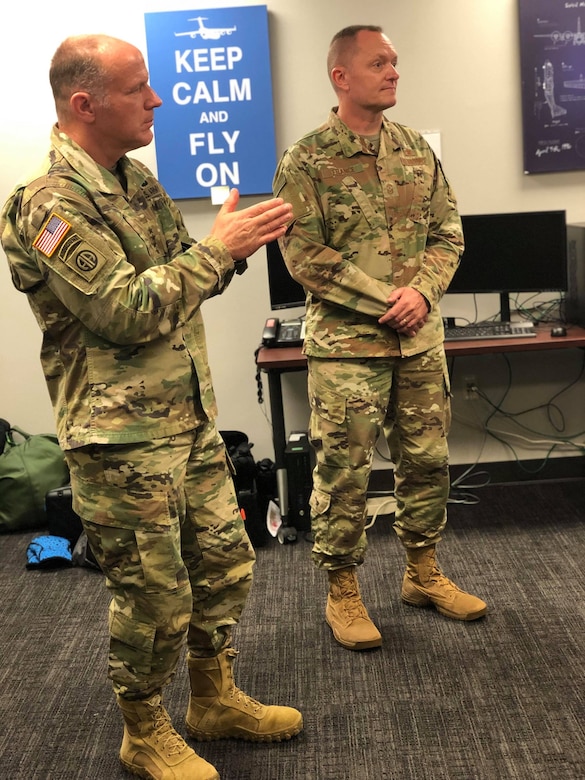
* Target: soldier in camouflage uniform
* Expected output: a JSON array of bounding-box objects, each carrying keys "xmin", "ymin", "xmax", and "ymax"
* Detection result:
[
  {"xmin": 273, "ymin": 25, "xmax": 487, "ymax": 652},
  {"xmin": 0, "ymin": 34, "xmax": 302, "ymax": 780}
]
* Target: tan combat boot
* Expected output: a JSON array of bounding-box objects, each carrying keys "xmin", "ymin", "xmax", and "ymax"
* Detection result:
[
  {"xmin": 117, "ymin": 693, "xmax": 219, "ymax": 780},
  {"xmin": 325, "ymin": 566, "xmax": 382, "ymax": 650},
  {"xmin": 401, "ymin": 545, "xmax": 487, "ymax": 621},
  {"xmin": 185, "ymin": 648, "xmax": 303, "ymax": 742}
]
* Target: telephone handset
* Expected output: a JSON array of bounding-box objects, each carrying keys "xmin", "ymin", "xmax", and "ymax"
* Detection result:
[
  {"xmin": 262, "ymin": 318, "xmax": 279, "ymax": 346},
  {"xmin": 262, "ymin": 317, "xmax": 305, "ymax": 347}
]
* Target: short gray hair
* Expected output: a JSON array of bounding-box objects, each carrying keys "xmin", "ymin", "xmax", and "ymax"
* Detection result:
[
  {"xmin": 49, "ymin": 34, "xmax": 112, "ymax": 118},
  {"xmin": 327, "ymin": 24, "xmax": 383, "ymax": 82}
]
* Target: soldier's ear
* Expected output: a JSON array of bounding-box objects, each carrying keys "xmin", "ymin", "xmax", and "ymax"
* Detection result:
[
  {"xmin": 70, "ymin": 91, "xmax": 96, "ymax": 124},
  {"xmin": 330, "ymin": 66, "xmax": 348, "ymax": 92}
]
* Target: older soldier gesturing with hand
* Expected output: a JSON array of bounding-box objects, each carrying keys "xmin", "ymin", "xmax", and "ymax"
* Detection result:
[{"xmin": 1, "ymin": 33, "xmax": 302, "ymax": 780}]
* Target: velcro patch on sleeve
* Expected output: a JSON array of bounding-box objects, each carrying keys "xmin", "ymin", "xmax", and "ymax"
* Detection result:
[
  {"xmin": 33, "ymin": 212, "xmax": 71, "ymax": 257},
  {"xmin": 56, "ymin": 232, "xmax": 108, "ymax": 283}
]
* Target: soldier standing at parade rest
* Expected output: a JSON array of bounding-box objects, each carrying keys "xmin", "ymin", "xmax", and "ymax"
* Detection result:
[
  {"xmin": 273, "ymin": 25, "xmax": 487, "ymax": 651},
  {"xmin": 0, "ymin": 34, "xmax": 302, "ymax": 780}
]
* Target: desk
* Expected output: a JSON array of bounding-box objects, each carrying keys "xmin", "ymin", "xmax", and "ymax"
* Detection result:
[{"xmin": 256, "ymin": 324, "xmax": 585, "ymax": 522}]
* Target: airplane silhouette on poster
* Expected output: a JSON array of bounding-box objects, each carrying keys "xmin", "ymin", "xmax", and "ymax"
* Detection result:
[{"xmin": 175, "ymin": 17, "xmax": 237, "ymax": 41}]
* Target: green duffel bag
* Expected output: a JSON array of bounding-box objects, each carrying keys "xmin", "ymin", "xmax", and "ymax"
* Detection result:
[{"xmin": 0, "ymin": 420, "xmax": 69, "ymax": 532}]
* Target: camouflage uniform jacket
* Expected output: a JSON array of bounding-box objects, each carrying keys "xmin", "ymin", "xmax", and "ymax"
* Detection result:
[
  {"xmin": 273, "ymin": 109, "xmax": 464, "ymax": 359},
  {"xmin": 0, "ymin": 126, "xmax": 239, "ymax": 449}
]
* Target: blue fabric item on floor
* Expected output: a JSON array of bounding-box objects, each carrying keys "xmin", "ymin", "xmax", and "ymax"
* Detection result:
[{"xmin": 26, "ymin": 535, "xmax": 72, "ymax": 569}]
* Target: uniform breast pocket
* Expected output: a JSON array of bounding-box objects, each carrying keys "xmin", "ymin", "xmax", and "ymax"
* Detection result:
[{"xmin": 404, "ymin": 165, "xmax": 433, "ymax": 225}]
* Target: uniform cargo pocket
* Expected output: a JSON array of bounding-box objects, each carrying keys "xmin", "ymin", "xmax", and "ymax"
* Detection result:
[
  {"xmin": 309, "ymin": 388, "xmax": 346, "ymax": 424},
  {"xmin": 309, "ymin": 389, "xmax": 349, "ymax": 469},
  {"xmin": 109, "ymin": 604, "xmax": 156, "ymax": 676},
  {"xmin": 310, "ymin": 487, "xmax": 331, "ymax": 518}
]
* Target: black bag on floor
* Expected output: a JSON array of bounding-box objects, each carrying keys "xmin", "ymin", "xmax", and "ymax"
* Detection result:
[
  {"xmin": 255, "ymin": 457, "xmax": 277, "ymax": 521},
  {"xmin": 45, "ymin": 485, "xmax": 99, "ymax": 569},
  {"xmin": 220, "ymin": 430, "xmax": 256, "ymax": 493},
  {"xmin": 220, "ymin": 430, "xmax": 268, "ymax": 548},
  {"xmin": 45, "ymin": 485, "xmax": 82, "ymax": 546}
]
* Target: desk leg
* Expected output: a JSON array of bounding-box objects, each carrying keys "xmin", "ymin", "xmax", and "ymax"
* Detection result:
[{"xmin": 265, "ymin": 369, "xmax": 289, "ymax": 524}]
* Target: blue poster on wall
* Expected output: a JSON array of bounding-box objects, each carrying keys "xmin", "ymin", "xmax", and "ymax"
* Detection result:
[
  {"xmin": 518, "ymin": 0, "xmax": 585, "ymax": 174},
  {"xmin": 144, "ymin": 6, "xmax": 276, "ymax": 200}
]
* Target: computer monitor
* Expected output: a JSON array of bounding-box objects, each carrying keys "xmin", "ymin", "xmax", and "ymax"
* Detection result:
[
  {"xmin": 448, "ymin": 209, "xmax": 568, "ymax": 320},
  {"xmin": 266, "ymin": 240, "xmax": 306, "ymax": 310},
  {"xmin": 266, "ymin": 210, "xmax": 568, "ymax": 320}
]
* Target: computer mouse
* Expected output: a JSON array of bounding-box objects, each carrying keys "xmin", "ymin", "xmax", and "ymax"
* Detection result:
[{"xmin": 551, "ymin": 326, "xmax": 567, "ymax": 337}]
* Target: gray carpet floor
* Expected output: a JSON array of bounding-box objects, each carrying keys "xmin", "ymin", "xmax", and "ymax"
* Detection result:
[{"xmin": 1, "ymin": 479, "xmax": 584, "ymax": 779}]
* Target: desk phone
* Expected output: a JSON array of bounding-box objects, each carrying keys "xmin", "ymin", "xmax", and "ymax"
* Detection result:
[{"xmin": 262, "ymin": 317, "xmax": 305, "ymax": 347}]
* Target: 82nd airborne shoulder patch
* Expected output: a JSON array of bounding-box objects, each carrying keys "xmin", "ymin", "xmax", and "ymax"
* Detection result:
[{"xmin": 33, "ymin": 211, "xmax": 107, "ymax": 284}]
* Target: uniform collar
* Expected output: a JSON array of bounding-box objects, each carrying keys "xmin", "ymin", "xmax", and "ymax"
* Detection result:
[
  {"xmin": 50, "ymin": 125, "xmax": 143, "ymax": 197},
  {"xmin": 327, "ymin": 108, "xmax": 402, "ymax": 159}
]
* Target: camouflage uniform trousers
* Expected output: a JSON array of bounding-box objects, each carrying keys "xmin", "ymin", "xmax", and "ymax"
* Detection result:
[
  {"xmin": 307, "ymin": 344, "xmax": 451, "ymax": 570},
  {"xmin": 65, "ymin": 420, "xmax": 256, "ymax": 700}
]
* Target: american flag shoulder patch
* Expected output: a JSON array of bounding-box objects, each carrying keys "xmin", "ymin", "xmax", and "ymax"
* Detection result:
[{"xmin": 33, "ymin": 213, "xmax": 72, "ymax": 257}]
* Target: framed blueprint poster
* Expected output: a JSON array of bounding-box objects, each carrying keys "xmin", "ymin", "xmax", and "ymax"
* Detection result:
[
  {"xmin": 144, "ymin": 6, "xmax": 277, "ymax": 199},
  {"xmin": 518, "ymin": 0, "xmax": 585, "ymax": 173}
]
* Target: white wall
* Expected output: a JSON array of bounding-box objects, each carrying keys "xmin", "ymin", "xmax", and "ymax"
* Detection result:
[{"xmin": 1, "ymin": 0, "xmax": 585, "ymax": 468}]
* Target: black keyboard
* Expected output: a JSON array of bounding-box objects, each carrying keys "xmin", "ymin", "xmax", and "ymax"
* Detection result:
[{"xmin": 444, "ymin": 322, "xmax": 536, "ymax": 341}]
